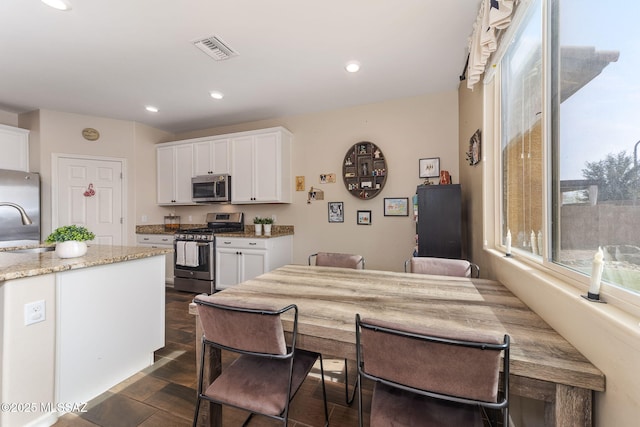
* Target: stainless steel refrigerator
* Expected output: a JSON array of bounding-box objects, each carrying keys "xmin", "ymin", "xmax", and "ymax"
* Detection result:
[{"xmin": 0, "ymin": 168, "xmax": 41, "ymax": 247}]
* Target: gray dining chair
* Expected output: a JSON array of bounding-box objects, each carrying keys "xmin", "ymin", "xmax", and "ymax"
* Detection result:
[
  {"xmin": 308, "ymin": 251, "xmax": 364, "ymax": 405},
  {"xmin": 192, "ymin": 295, "xmax": 329, "ymax": 427},
  {"xmin": 404, "ymin": 256, "xmax": 480, "ymax": 278},
  {"xmin": 356, "ymin": 314, "xmax": 510, "ymax": 427}
]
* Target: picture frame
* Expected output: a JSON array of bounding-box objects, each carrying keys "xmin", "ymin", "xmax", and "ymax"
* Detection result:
[
  {"xmin": 328, "ymin": 201, "xmax": 344, "ymax": 223},
  {"xmin": 357, "ymin": 210, "xmax": 372, "ymax": 225},
  {"xmin": 419, "ymin": 157, "xmax": 440, "ymax": 178},
  {"xmin": 384, "ymin": 198, "xmax": 409, "ymax": 216}
]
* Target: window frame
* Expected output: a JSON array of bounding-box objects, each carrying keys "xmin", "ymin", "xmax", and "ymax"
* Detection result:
[{"xmin": 485, "ymin": 0, "xmax": 640, "ymax": 316}]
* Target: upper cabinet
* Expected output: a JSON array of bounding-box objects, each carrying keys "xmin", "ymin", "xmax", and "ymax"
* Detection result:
[
  {"xmin": 230, "ymin": 127, "xmax": 292, "ymax": 204},
  {"xmin": 192, "ymin": 139, "xmax": 229, "ymax": 176},
  {"xmin": 156, "ymin": 126, "xmax": 292, "ymax": 205},
  {"xmin": 157, "ymin": 143, "xmax": 195, "ymax": 205},
  {"xmin": 0, "ymin": 124, "xmax": 29, "ymax": 172}
]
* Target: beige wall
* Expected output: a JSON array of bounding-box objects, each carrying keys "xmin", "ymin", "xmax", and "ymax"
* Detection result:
[
  {"xmin": 0, "ymin": 110, "xmax": 19, "ymax": 127},
  {"xmin": 153, "ymin": 92, "xmax": 460, "ymax": 272},
  {"xmin": 458, "ymin": 82, "xmax": 640, "ymax": 426},
  {"xmin": 18, "ymin": 109, "xmax": 173, "ymax": 244}
]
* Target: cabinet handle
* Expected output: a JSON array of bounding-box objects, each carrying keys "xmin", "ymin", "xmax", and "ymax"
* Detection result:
[
  {"xmin": 249, "ymin": 242, "xmax": 257, "ymax": 245},
  {"xmin": 143, "ymin": 238, "xmax": 150, "ymax": 241},
  {"xmin": 222, "ymin": 241, "xmax": 231, "ymax": 245}
]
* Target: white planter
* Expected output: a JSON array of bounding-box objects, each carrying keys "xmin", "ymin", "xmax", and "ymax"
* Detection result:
[
  {"xmin": 55, "ymin": 241, "xmax": 88, "ymax": 258},
  {"xmin": 264, "ymin": 224, "xmax": 272, "ymax": 235},
  {"xmin": 254, "ymin": 224, "xmax": 263, "ymax": 236}
]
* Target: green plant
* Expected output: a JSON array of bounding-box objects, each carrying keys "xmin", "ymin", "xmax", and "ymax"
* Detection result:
[
  {"xmin": 262, "ymin": 217, "xmax": 274, "ymax": 225},
  {"xmin": 253, "ymin": 216, "xmax": 264, "ymax": 224},
  {"xmin": 46, "ymin": 225, "xmax": 95, "ymax": 243}
]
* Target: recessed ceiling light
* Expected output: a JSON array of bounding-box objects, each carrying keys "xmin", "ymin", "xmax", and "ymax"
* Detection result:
[
  {"xmin": 41, "ymin": 0, "xmax": 73, "ymax": 11},
  {"xmin": 210, "ymin": 91, "xmax": 224, "ymax": 100},
  {"xmin": 345, "ymin": 61, "xmax": 361, "ymax": 73},
  {"xmin": 145, "ymin": 106, "xmax": 159, "ymax": 113}
]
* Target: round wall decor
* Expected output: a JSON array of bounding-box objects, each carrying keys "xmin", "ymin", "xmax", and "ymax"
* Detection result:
[
  {"xmin": 342, "ymin": 141, "xmax": 387, "ymax": 199},
  {"xmin": 82, "ymin": 128, "xmax": 100, "ymax": 141}
]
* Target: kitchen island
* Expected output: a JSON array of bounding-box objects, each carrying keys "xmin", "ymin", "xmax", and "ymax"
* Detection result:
[{"xmin": 0, "ymin": 244, "xmax": 172, "ymax": 427}]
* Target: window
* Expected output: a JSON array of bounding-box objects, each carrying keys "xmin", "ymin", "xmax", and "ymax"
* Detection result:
[
  {"xmin": 500, "ymin": 0, "xmax": 543, "ymax": 257},
  {"xmin": 499, "ymin": 0, "xmax": 640, "ymax": 298}
]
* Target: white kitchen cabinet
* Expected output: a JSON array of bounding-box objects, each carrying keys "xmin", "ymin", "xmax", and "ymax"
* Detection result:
[
  {"xmin": 230, "ymin": 127, "xmax": 292, "ymax": 204},
  {"xmin": 215, "ymin": 235, "xmax": 292, "ymax": 289},
  {"xmin": 156, "ymin": 143, "xmax": 195, "ymax": 205},
  {"xmin": 137, "ymin": 234, "xmax": 174, "ymax": 284},
  {"xmin": 0, "ymin": 124, "xmax": 29, "ymax": 172},
  {"xmin": 193, "ymin": 139, "xmax": 229, "ymax": 176}
]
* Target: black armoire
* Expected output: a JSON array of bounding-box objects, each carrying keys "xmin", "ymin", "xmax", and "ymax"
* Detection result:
[{"xmin": 416, "ymin": 184, "xmax": 462, "ymax": 259}]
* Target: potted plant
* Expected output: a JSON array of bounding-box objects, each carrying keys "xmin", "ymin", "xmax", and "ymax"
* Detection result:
[
  {"xmin": 253, "ymin": 216, "xmax": 264, "ymax": 236},
  {"xmin": 262, "ymin": 217, "xmax": 274, "ymax": 235},
  {"xmin": 46, "ymin": 225, "xmax": 95, "ymax": 258}
]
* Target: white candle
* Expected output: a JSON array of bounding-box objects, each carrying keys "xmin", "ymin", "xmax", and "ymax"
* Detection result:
[
  {"xmin": 537, "ymin": 230, "xmax": 543, "ymax": 255},
  {"xmin": 588, "ymin": 247, "xmax": 604, "ymax": 297},
  {"xmin": 530, "ymin": 230, "xmax": 537, "ymax": 255},
  {"xmin": 505, "ymin": 229, "xmax": 512, "ymax": 255}
]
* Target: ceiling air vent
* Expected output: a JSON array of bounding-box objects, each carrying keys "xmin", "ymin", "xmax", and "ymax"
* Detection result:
[{"xmin": 192, "ymin": 35, "xmax": 238, "ymax": 61}]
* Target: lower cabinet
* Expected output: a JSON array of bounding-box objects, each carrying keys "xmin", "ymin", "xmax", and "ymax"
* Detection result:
[
  {"xmin": 215, "ymin": 235, "xmax": 292, "ymax": 290},
  {"xmin": 137, "ymin": 234, "xmax": 174, "ymax": 285}
]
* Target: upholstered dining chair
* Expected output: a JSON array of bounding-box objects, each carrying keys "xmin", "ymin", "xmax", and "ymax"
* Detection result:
[
  {"xmin": 404, "ymin": 256, "xmax": 480, "ymax": 278},
  {"xmin": 308, "ymin": 251, "xmax": 365, "ymax": 269},
  {"xmin": 192, "ymin": 294, "xmax": 329, "ymax": 427},
  {"xmin": 308, "ymin": 251, "xmax": 365, "ymax": 405},
  {"xmin": 356, "ymin": 314, "xmax": 510, "ymax": 427}
]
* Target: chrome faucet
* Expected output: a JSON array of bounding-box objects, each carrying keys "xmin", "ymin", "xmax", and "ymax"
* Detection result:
[{"xmin": 0, "ymin": 202, "xmax": 33, "ymax": 225}]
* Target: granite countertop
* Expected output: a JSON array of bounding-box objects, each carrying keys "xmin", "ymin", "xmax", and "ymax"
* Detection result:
[
  {"xmin": 136, "ymin": 224, "xmax": 294, "ymax": 238},
  {"xmin": 0, "ymin": 244, "xmax": 173, "ymax": 282}
]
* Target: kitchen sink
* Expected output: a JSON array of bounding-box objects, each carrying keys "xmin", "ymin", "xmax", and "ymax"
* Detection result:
[{"xmin": 8, "ymin": 246, "xmax": 55, "ymax": 254}]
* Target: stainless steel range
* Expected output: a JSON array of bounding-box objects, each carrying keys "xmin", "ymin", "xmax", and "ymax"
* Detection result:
[{"xmin": 173, "ymin": 212, "xmax": 244, "ymax": 293}]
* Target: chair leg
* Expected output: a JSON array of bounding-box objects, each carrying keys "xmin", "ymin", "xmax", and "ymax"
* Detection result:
[
  {"xmin": 344, "ymin": 358, "xmax": 358, "ymax": 405},
  {"xmin": 318, "ymin": 354, "xmax": 330, "ymax": 427},
  {"xmin": 357, "ymin": 373, "xmax": 364, "ymax": 427},
  {"xmin": 193, "ymin": 340, "xmax": 207, "ymax": 427}
]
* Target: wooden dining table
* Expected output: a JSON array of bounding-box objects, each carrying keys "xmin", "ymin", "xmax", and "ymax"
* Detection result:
[{"xmin": 189, "ymin": 264, "xmax": 605, "ymax": 427}]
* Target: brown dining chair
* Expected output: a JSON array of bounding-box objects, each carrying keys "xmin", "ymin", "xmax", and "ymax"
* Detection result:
[
  {"xmin": 192, "ymin": 295, "xmax": 329, "ymax": 427},
  {"xmin": 308, "ymin": 251, "xmax": 364, "ymax": 405},
  {"xmin": 309, "ymin": 251, "xmax": 365, "ymax": 269},
  {"xmin": 356, "ymin": 314, "xmax": 509, "ymax": 427},
  {"xmin": 404, "ymin": 256, "xmax": 480, "ymax": 278}
]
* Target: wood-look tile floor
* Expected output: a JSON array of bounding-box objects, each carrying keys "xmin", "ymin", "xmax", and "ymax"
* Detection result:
[{"xmin": 54, "ymin": 287, "xmax": 371, "ymax": 427}]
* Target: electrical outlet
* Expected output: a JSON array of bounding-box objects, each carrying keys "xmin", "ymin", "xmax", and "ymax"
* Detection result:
[
  {"xmin": 24, "ymin": 300, "xmax": 46, "ymax": 326},
  {"xmin": 271, "ymin": 214, "xmax": 277, "ymax": 223},
  {"xmin": 188, "ymin": 215, "xmax": 193, "ymax": 222},
  {"xmin": 141, "ymin": 215, "xmax": 148, "ymax": 223}
]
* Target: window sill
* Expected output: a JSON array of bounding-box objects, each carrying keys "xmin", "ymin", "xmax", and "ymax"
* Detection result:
[{"xmin": 485, "ymin": 247, "xmax": 640, "ymax": 344}]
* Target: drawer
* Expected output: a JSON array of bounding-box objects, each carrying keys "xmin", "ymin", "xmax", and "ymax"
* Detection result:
[
  {"xmin": 215, "ymin": 237, "xmax": 269, "ymax": 250},
  {"xmin": 137, "ymin": 234, "xmax": 174, "ymax": 246}
]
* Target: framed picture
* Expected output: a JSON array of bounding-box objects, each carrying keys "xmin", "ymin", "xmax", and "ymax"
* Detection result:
[
  {"xmin": 384, "ymin": 198, "xmax": 409, "ymax": 216},
  {"xmin": 328, "ymin": 201, "xmax": 344, "ymax": 223},
  {"xmin": 419, "ymin": 157, "xmax": 440, "ymax": 178},
  {"xmin": 319, "ymin": 173, "xmax": 336, "ymax": 184},
  {"xmin": 357, "ymin": 210, "xmax": 372, "ymax": 225}
]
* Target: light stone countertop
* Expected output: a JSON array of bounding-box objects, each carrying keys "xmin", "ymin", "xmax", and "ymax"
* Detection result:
[
  {"xmin": 0, "ymin": 244, "xmax": 173, "ymax": 282},
  {"xmin": 136, "ymin": 224, "xmax": 294, "ymax": 238}
]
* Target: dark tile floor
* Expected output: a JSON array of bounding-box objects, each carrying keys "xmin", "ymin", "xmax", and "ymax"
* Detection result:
[{"xmin": 54, "ymin": 287, "xmax": 371, "ymax": 427}]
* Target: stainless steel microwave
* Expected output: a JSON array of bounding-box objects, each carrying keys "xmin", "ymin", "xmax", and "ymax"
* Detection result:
[{"xmin": 192, "ymin": 174, "xmax": 231, "ymax": 203}]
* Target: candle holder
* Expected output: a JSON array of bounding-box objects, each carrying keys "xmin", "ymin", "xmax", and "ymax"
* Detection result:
[{"xmin": 581, "ymin": 293, "xmax": 607, "ymax": 304}]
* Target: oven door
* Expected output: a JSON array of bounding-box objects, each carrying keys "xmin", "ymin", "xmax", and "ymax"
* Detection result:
[{"xmin": 174, "ymin": 239, "xmax": 214, "ymax": 281}]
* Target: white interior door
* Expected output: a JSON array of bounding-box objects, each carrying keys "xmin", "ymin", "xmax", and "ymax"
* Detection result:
[{"xmin": 54, "ymin": 156, "xmax": 124, "ymax": 245}]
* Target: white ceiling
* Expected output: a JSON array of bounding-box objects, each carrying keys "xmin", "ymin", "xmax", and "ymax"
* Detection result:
[{"xmin": 0, "ymin": 0, "xmax": 480, "ymax": 134}]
